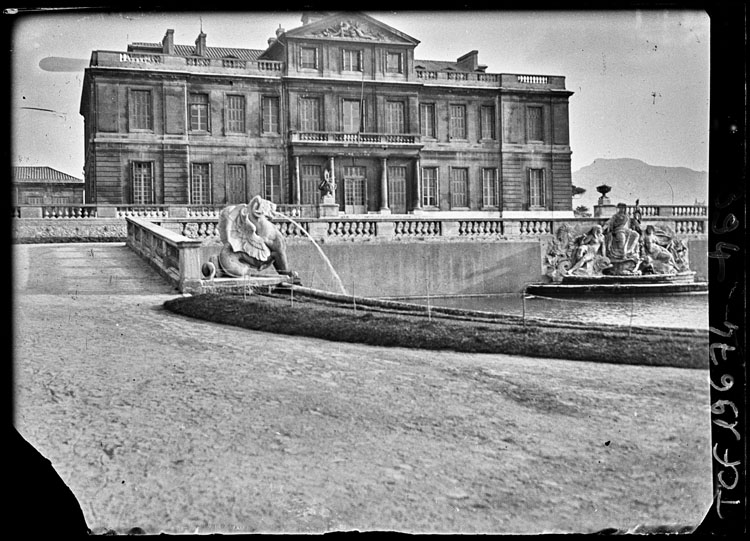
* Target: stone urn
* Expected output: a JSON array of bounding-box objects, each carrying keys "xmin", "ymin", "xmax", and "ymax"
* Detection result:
[{"xmin": 596, "ymin": 184, "xmax": 612, "ymax": 205}]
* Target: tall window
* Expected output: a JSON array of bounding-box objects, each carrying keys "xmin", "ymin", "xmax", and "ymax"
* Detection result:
[
  {"xmin": 527, "ymin": 106, "xmax": 544, "ymax": 141},
  {"xmin": 388, "ymin": 166, "xmax": 407, "ymax": 212},
  {"xmin": 480, "ymin": 105, "xmax": 495, "ymax": 140},
  {"xmin": 449, "ymin": 104, "xmax": 466, "ymax": 139},
  {"xmin": 264, "ymin": 164, "xmax": 282, "ymax": 204},
  {"xmin": 191, "ymin": 163, "xmax": 211, "ymax": 205},
  {"xmin": 451, "ymin": 168, "xmax": 469, "ymax": 208},
  {"xmin": 132, "ymin": 161, "xmax": 154, "ymax": 204},
  {"xmin": 189, "ymin": 93, "xmax": 209, "ymax": 131},
  {"xmin": 301, "ymin": 164, "xmax": 322, "ymax": 205},
  {"xmin": 386, "ymin": 51, "xmax": 403, "ymax": 73},
  {"xmin": 342, "ymin": 49, "xmax": 362, "ymax": 71},
  {"xmin": 226, "ymin": 95, "xmax": 245, "ymax": 133},
  {"xmin": 300, "ymin": 47, "xmax": 318, "ymax": 69},
  {"xmin": 421, "ymin": 167, "xmax": 439, "ymax": 207},
  {"xmin": 529, "ymin": 168, "xmax": 546, "ymax": 208},
  {"xmin": 130, "ymin": 90, "xmax": 152, "ymax": 130},
  {"xmin": 482, "ymin": 168, "xmax": 498, "ymax": 207},
  {"xmin": 385, "ymin": 101, "xmax": 405, "ymax": 134},
  {"xmin": 262, "ymin": 96, "xmax": 280, "ymax": 134},
  {"xmin": 420, "ymin": 103, "xmax": 436, "ymax": 138},
  {"xmin": 342, "ymin": 99, "xmax": 361, "ymax": 133},
  {"xmin": 299, "ymin": 97, "xmax": 321, "ymax": 131},
  {"xmin": 344, "ymin": 166, "xmax": 366, "ymax": 212}
]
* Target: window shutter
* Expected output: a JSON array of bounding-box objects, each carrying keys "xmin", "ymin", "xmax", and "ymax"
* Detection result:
[
  {"xmin": 207, "ymin": 94, "xmax": 211, "ymax": 133},
  {"xmin": 130, "ymin": 161, "xmax": 135, "ymax": 204},
  {"xmin": 127, "ymin": 90, "xmax": 132, "ymax": 131},
  {"xmin": 208, "ymin": 163, "xmax": 213, "ymax": 205},
  {"xmin": 150, "ymin": 162, "xmax": 156, "ymax": 204}
]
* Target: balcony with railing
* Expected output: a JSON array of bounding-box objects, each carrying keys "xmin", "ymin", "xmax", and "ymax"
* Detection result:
[
  {"xmin": 290, "ymin": 131, "xmax": 422, "ymax": 146},
  {"xmin": 91, "ymin": 51, "xmax": 284, "ymax": 77},
  {"xmin": 415, "ymin": 70, "xmax": 567, "ymax": 90}
]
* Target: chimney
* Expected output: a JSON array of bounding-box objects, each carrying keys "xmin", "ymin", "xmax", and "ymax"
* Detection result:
[
  {"xmin": 456, "ymin": 50, "xmax": 479, "ymax": 71},
  {"xmin": 162, "ymin": 29, "xmax": 175, "ymax": 55},
  {"xmin": 276, "ymin": 24, "xmax": 285, "ymax": 37},
  {"xmin": 195, "ymin": 31, "xmax": 207, "ymax": 56}
]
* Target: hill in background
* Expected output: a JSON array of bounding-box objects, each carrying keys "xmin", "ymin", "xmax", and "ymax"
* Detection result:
[{"xmin": 572, "ymin": 158, "xmax": 708, "ymax": 213}]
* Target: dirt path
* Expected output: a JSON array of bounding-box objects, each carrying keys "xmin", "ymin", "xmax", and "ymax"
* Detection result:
[{"xmin": 12, "ymin": 244, "xmax": 713, "ymax": 534}]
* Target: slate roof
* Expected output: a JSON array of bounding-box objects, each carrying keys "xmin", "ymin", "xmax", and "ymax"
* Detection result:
[
  {"xmin": 13, "ymin": 166, "xmax": 83, "ymax": 184},
  {"xmin": 128, "ymin": 42, "xmax": 265, "ymax": 60}
]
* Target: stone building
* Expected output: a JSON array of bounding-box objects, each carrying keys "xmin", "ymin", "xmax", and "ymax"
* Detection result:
[
  {"xmin": 12, "ymin": 166, "xmax": 84, "ymax": 206},
  {"xmin": 79, "ymin": 11, "xmax": 574, "ymax": 217}
]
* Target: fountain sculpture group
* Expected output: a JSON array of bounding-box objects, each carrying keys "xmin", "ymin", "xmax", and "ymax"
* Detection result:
[
  {"xmin": 545, "ymin": 201, "xmax": 693, "ymax": 283},
  {"xmin": 202, "ymin": 195, "xmax": 300, "ymax": 283}
]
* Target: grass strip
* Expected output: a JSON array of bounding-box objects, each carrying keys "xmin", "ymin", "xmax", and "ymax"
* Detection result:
[{"xmin": 163, "ymin": 292, "xmax": 707, "ymax": 369}]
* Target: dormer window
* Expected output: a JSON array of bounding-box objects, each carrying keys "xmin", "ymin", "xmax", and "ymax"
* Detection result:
[{"xmin": 386, "ymin": 51, "xmax": 403, "ymax": 74}]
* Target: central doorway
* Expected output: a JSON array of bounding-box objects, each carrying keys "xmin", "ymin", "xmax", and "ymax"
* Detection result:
[
  {"xmin": 388, "ymin": 165, "xmax": 407, "ymax": 214},
  {"xmin": 226, "ymin": 164, "xmax": 247, "ymax": 204},
  {"xmin": 344, "ymin": 166, "xmax": 366, "ymax": 214}
]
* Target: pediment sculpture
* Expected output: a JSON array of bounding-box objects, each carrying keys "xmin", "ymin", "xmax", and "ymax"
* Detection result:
[
  {"xmin": 203, "ymin": 195, "xmax": 300, "ymax": 283},
  {"xmin": 313, "ymin": 20, "xmax": 385, "ymax": 40}
]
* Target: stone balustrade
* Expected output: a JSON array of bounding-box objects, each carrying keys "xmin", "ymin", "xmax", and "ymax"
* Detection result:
[
  {"xmin": 13, "ymin": 204, "xmax": 708, "ymax": 244},
  {"xmin": 94, "ymin": 51, "xmax": 284, "ymax": 77},
  {"xmin": 596, "ymin": 204, "xmax": 707, "ymax": 218},
  {"xmin": 414, "ymin": 71, "xmax": 566, "ymax": 89},
  {"xmin": 290, "ymin": 131, "xmax": 421, "ymax": 145}
]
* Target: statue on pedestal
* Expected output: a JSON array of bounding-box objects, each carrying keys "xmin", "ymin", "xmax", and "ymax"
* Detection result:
[{"xmin": 319, "ymin": 169, "xmax": 336, "ymax": 204}]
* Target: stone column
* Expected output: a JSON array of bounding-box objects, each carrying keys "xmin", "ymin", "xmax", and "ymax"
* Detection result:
[
  {"xmin": 329, "ymin": 156, "xmax": 336, "ymax": 196},
  {"xmin": 380, "ymin": 157, "xmax": 390, "ymax": 214},
  {"xmin": 294, "ymin": 156, "xmax": 301, "ymax": 206},
  {"xmin": 411, "ymin": 157, "xmax": 423, "ymax": 214}
]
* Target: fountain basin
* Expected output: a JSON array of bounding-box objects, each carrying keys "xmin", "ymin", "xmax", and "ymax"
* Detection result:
[
  {"xmin": 188, "ymin": 275, "xmax": 292, "ymax": 295},
  {"xmin": 527, "ymin": 271, "xmax": 707, "ymax": 296}
]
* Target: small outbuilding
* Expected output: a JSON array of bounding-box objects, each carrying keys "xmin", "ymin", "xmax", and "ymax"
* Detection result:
[{"xmin": 12, "ymin": 166, "xmax": 85, "ymax": 206}]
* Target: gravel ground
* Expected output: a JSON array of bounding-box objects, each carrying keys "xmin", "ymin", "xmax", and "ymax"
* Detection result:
[{"xmin": 12, "ymin": 243, "xmax": 713, "ymax": 534}]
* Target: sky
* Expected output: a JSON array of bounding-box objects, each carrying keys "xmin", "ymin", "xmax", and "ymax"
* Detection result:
[{"xmin": 8, "ymin": 8, "xmax": 710, "ymax": 179}]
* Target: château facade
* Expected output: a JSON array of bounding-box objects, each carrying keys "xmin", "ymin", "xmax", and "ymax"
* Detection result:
[{"xmin": 79, "ymin": 11, "xmax": 574, "ymax": 217}]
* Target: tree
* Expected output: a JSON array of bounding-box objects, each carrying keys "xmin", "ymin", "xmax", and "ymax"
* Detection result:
[
  {"xmin": 572, "ymin": 185, "xmax": 586, "ymax": 197},
  {"xmin": 574, "ymin": 205, "xmax": 591, "ymax": 217}
]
